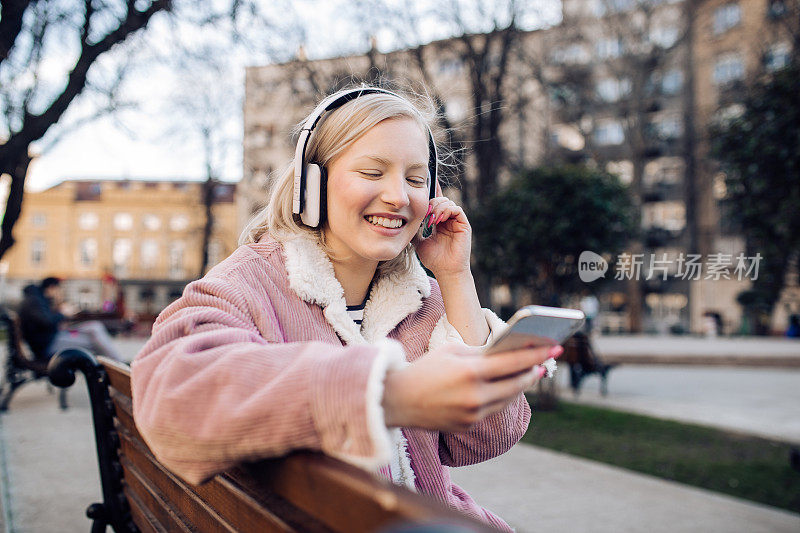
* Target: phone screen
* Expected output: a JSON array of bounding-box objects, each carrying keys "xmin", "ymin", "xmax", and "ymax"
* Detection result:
[{"xmin": 485, "ymin": 306, "xmax": 585, "ymax": 355}]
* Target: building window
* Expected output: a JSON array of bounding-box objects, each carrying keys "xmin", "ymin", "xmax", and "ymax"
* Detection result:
[
  {"xmin": 661, "ymin": 69, "xmax": 683, "ymax": 95},
  {"xmin": 141, "ymin": 239, "xmax": 159, "ymax": 270},
  {"xmin": 170, "ymin": 214, "xmax": 189, "ymax": 232},
  {"xmin": 594, "ymin": 0, "xmax": 635, "ymax": 16},
  {"xmin": 713, "ymin": 3, "xmax": 741, "ymax": 35},
  {"xmin": 768, "ymin": 0, "xmax": 787, "ymax": 19},
  {"xmin": 78, "ymin": 212, "xmax": 99, "ymax": 230},
  {"xmin": 654, "ymin": 115, "xmax": 683, "ymax": 140},
  {"xmin": 596, "ymin": 38, "xmax": 623, "ymax": 59},
  {"xmin": 113, "ymin": 238, "xmax": 132, "ymax": 277},
  {"xmin": 169, "ymin": 240, "xmax": 186, "ymax": 279},
  {"xmin": 642, "ymin": 201, "xmax": 686, "ymax": 231},
  {"xmin": 645, "ymin": 157, "xmax": 684, "ymax": 187},
  {"xmin": 441, "ymin": 98, "xmax": 465, "ymax": 122},
  {"xmin": 31, "ymin": 212, "xmax": 46, "ymax": 227},
  {"xmin": 594, "ymin": 120, "xmax": 625, "ymax": 146},
  {"xmin": 765, "ymin": 42, "xmax": 790, "ymax": 71},
  {"xmin": 249, "ymin": 125, "xmax": 275, "ymax": 148},
  {"xmin": 208, "ymin": 240, "xmax": 223, "ymax": 267},
  {"xmin": 606, "ymin": 160, "xmax": 633, "ymax": 185},
  {"xmin": 596, "ymin": 78, "xmax": 631, "ymax": 102},
  {"xmin": 31, "ymin": 239, "xmax": 45, "ymax": 266},
  {"xmin": 114, "ymin": 212, "xmax": 133, "ymax": 231},
  {"xmin": 713, "ymin": 53, "xmax": 745, "ymax": 85},
  {"xmin": 551, "ymin": 44, "xmax": 590, "ymax": 65},
  {"xmin": 78, "ymin": 238, "xmax": 97, "ymax": 267},
  {"xmin": 143, "ymin": 214, "xmax": 161, "ymax": 231},
  {"xmin": 650, "ymin": 25, "xmax": 679, "ymax": 48}
]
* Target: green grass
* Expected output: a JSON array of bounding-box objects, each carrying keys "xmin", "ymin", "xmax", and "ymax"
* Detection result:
[{"xmin": 521, "ymin": 396, "xmax": 800, "ymax": 514}]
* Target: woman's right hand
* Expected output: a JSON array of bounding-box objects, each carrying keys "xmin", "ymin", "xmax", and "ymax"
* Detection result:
[{"xmin": 381, "ymin": 343, "xmax": 561, "ymax": 432}]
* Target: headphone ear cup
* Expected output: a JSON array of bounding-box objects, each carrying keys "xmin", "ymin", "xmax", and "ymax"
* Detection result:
[
  {"xmin": 319, "ymin": 166, "xmax": 328, "ymax": 227},
  {"xmin": 301, "ymin": 163, "xmax": 322, "ymax": 227}
]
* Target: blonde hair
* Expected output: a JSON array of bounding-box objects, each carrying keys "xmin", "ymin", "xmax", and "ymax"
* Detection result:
[{"xmin": 239, "ymin": 86, "xmax": 441, "ymax": 277}]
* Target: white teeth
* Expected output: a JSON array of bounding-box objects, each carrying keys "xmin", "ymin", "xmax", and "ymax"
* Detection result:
[{"xmin": 366, "ymin": 215, "xmax": 403, "ymax": 228}]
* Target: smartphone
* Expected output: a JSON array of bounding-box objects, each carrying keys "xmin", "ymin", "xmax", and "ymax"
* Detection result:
[{"xmin": 484, "ymin": 305, "xmax": 585, "ymax": 356}]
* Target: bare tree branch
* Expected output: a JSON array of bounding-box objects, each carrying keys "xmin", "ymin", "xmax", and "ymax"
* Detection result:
[{"xmin": 0, "ymin": 0, "xmax": 33, "ymax": 63}]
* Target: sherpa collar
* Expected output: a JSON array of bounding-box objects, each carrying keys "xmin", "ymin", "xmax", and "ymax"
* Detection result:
[{"xmin": 282, "ymin": 235, "xmax": 431, "ymax": 345}]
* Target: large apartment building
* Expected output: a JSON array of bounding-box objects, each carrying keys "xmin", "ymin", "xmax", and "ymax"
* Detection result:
[
  {"xmin": 241, "ymin": 0, "xmax": 796, "ymax": 333},
  {"xmin": 2, "ymin": 179, "xmax": 239, "ymax": 316}
]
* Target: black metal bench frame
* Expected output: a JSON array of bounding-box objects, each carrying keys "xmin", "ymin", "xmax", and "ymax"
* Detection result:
[{"xmin": 48, "ymin": 348, "xmax": 134, "ymax": 532}]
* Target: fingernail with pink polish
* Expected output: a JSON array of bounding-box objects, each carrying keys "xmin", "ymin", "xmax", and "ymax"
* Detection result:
[
  {"xmin": 549, "ymin": 345, "xmax": 564, "ymax": 359},
  {"xmin": 425, "ymin": 205, "xmax": 432, "ymax": 218}
]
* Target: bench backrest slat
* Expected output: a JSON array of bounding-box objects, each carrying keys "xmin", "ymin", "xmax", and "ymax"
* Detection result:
[
  {"xmin": 104, "ymin": 361, "xmax": 307, "ymax": 532},
  {"xmin": 96, "ymin": 356, "xmax": 498, "ymax": 533}
]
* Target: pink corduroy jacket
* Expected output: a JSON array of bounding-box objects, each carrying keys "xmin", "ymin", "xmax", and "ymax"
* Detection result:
[{"xmin": 131, "ymin": 233, "xmax": 531, "ymax": 532}]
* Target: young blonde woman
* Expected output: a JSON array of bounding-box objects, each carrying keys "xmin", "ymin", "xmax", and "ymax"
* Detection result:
[{"xmin": 131, "ymin": 86, "xmax": 562, "ymax": 531}]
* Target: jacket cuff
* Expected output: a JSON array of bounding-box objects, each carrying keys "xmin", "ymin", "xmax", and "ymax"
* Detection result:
[
  {"xmin": 428, "ymin": 308, "xmax": 507, "ymax": 352},
  {"xmin": 327, "ymin": 338, "xmax": 408, "ymax": 470}
]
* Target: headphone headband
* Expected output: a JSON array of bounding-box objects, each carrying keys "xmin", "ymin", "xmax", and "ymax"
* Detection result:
[{"xmin": 292, "ymin": 87, "xmax": 438, "ymax": 223}]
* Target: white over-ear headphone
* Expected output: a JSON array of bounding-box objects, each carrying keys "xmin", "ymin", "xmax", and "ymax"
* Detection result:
[{"xmin": 292, "ymin": 87, "xmax": 439, "ymax": 227}]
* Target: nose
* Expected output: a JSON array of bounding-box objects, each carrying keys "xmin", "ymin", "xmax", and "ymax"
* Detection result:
[{"xmin": 379, "ymin": 173, "xmax": 410, "ymax": 208}]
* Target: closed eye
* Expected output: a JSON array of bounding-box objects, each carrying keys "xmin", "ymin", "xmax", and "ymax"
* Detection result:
[
  {"xmin": 407, "ymin": 176, "xmax": 426, "ymax": 186},
  {"xmin": 358, "ymin": 171, "xmax": 382, "ymax": 178}
]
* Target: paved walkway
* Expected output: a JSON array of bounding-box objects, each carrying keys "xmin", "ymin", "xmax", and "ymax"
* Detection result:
[
  {"xmin": 593, "ymin": 334, "xmax": 800, "ymax": 358},
  {"xmin": 450, "ymin": 445, "xmax": 800, "ymax": 533},
  {"xmin": 556, "ymin": 364, "xmax": 800, "ymax": 444},
  {"xmin": 0, "ymin": 335, "xmax": 798, "ymax": 532}
]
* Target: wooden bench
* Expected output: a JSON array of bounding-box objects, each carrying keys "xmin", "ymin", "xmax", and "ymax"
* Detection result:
[
  {"xmin": 0, "ymin": 306, "xmax": 67, "ymax": 411},
  {"xmin": 46, "ymin": 348, "xmax": 499, "ymax": 533}
]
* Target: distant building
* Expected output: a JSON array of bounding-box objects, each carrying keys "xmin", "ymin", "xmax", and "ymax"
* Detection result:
[
  {"xmin": 241, "ymin": 0, "xmax": 797, "ymax": 334},
  {"xmin": 2, "ymin": 179, "xmax": 239, "ymax": 316}
]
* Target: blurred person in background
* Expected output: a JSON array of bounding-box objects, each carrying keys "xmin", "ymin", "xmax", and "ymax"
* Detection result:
[
  {"xmin": 787, "ymin": 314, "xmax": 800, "ymax": 338},
  {"xmin": 19, "ymin": 276, "xmax": 124, "ymax": 362},
  {"xmin": 131, "ymin": 86, "xmax": 562, "ymax": 532},
  {"xmin": 580, "ymin": 290, "xmax": 599, "ymax": 335}
]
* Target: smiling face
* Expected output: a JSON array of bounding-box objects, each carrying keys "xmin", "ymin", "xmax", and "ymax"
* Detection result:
[{"xmin": 322, "ymin": 117, "xmax": 430, "ymax": 270}]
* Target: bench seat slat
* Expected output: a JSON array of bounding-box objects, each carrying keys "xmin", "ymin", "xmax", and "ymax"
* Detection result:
[
  {"xmin": 108, "ymin": 388, "xmax": 145, "ymax": 443},
  {"xmin": 121, "ymin": 452, "xmax": 237, "ymax": 533},
  {"xmin": 125, "ymin": 489, "xmax": 166, "ymax": 533},
  {"xmin": 233, "ymin": 455, "xmax": 492, "ymax": 533},
  {"xmin": 123, "ymin": 461, "xmax": 194, "ymax": 533},
  {"xmin": 118, "ymin": 428, "xmax": 305, "ymax": 532},
  {"xmin": 101, "ymin": 357, "xmax": 133, "ymax": 398}
]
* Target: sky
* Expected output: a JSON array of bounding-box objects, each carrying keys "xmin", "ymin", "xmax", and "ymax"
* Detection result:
[{"xmin": 17, "ymin": 0, "xmax": 562, "ymax": 192}]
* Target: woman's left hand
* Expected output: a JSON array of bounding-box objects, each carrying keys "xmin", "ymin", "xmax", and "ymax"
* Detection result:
[{"xmin": 414, "ymin": 195, "xmax": 472, "ymax": 278}]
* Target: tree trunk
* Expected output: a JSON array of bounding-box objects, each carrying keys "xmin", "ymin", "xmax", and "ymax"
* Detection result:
[
  {"xmin": 0, "ymin": 0, "xmax": 171, "ymax": 262},
  {"xmin": 0, "ymin": 153, "xmax": 32, "ymax": 261},
  {"xmin": 199, "ymin": 176, "xmax": 215, "ymax": 277}
]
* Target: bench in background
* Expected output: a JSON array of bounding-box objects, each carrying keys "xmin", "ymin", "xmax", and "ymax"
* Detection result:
[
  {"xmin": 47, "ymin": 349, "xmax": 499, "ymax": 532},
  {"xmin": 0, "ymin": 306, "xmax": 67, "ymax": 411}
]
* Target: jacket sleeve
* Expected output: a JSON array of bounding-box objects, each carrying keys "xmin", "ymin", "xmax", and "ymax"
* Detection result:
[
  {"xmin": 429, "ymin": 309, "xmax": 532, "ymax": 468},
  {"xmin": 131, "ymin": 273, "xmax": 406, "ymax": 485},
  {"xmin": 20, "ymin": 297, "xmax": 64, "ymax": 331}
]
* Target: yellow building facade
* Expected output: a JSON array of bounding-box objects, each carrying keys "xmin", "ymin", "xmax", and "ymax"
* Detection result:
[{"xmin": 2, "ymin": 179, "xmax": 239, "ymax": 316}]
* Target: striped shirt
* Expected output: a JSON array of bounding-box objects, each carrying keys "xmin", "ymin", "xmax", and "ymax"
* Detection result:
[{"xmin": 346, "ymin": 302, "xmax": 366, "ymax": 326}]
